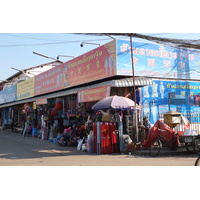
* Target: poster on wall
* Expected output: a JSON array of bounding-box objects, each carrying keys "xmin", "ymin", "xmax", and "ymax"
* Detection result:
[
  {"xmin": 141, "ymin": 80, "xmax": 200, "ymax": 124},
  {"xmin": 117, "ymin": 39, "xmax": 199, "ymax": 80},
  {"xmin": 63, "ymin": 41, "xmax": 116, "ymax": 88}
]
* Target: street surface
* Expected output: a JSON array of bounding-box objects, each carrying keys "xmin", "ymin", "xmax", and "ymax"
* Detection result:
[{"xmin": 0, "ymin": 129, "xmax": 198, "ymax": 166}]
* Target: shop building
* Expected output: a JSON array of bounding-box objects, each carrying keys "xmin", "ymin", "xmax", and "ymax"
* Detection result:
[
  {"xmin": 0, "ymin": 60, "xmax": 62, "ymax": 127},
  {"xmin": 0, "ymin": 38, "xmax": 200, "ymax": 152}
]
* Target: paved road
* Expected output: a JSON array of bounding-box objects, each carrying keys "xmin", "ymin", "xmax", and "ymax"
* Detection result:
[{"xmin": 0, "ymin": 129, "xmax": 198, "ymax": 166}]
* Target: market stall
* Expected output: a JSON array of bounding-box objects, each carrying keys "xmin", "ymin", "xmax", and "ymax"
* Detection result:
[{"xmin": 92, "ymin": 95, "xmax": 138, "ymax": 154}]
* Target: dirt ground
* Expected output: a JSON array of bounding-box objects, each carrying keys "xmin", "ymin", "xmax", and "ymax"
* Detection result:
[{"xmin": 0, "ymin": 129, "xmax": 198, "ymax": 166}]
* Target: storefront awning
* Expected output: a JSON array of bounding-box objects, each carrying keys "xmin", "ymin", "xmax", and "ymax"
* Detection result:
[
  {"xmin": 109, "ymin": 77, "xmax": 153, "ymax": 87},
  {"xmin": 0, "ymin": 77, "xmax": 153, "ymax": 108}
]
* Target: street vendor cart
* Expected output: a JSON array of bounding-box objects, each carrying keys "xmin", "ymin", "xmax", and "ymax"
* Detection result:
[
  {"xmin": 141, "ymin": 120, "xmax": 200, "ymax": 157},
  {"xmin": 179, "ymin": 133, "xmax": 200, "ymax": 153}
]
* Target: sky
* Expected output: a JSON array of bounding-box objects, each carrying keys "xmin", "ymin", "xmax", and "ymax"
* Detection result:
[
  {"xmin": 0, "ymin": 33, "xmax": 200, "ymax": 81},
  {"xmin": 0, "ymin": 33, "xmax": 118, "ymax": 80},
  {"xmin": 0, "ymin": 1, "xmax": 199, "ymax": 81}
]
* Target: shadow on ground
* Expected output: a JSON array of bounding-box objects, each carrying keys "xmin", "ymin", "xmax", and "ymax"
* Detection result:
[{"xmin": 0, "ymin": 130, "xmax": 198, "ymax": 160}]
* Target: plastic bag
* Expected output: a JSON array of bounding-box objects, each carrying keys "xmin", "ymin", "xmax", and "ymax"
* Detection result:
[
  {"xmin": 77, "ymin": 139, "xmax": 83, "ymax": 151},
  {"xmin": 82, "ymin": 143, "xmax": 87, "ymax": 152}
]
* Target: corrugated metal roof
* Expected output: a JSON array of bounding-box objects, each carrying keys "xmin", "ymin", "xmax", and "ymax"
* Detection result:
[
  {"xmin": 110, "ymin": 77, "xmax": 153, "ymax": 87},
  {"xmin": 0, "ymin": 77, "xmax": 153, "ymax": 108}
]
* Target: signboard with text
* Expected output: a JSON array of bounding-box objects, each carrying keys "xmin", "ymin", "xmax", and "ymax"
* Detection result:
[
  {"xmin": 4, "ymin": 85, "xmax": 17, "ymax": 103},
  {"xmin": 142, "ymin": 80, "xmax": 200, "ymax": 124},
  {"xmin": 117, "ymin": 39, "xmax": 199, "ymax": 80},
  {"xmin": 63, "ymin": 41, "xmax": 116, "ymax": 88},
  {"xmin": 17, "ymin": 77, "xmax": 35, "ymax": 100},
  {"xmin": 34, "ymin": 65, "xmax": 63, "ymax": 96},
  {"xmin": 36, "ymin": 98, "xmax": 47, "ymax": 105},
  {"xmin": 77, "ymin": 85, "xmax": 111, "ymax": 103},
  {"xmin": 0, "ymin": 90, "xmax": 5, "ymax": 104}
]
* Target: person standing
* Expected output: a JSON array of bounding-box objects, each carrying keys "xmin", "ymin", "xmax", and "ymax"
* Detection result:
[{"xmin": 143, "ymin": 117, "xmax": 151, "ymax": 137}]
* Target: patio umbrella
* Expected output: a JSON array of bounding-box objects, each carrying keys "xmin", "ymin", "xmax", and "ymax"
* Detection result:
[{"xmin": 92, "ymin": 95, "xmax": 137, "ymax": 110}]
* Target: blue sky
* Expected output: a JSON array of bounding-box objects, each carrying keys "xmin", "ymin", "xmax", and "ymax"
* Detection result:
[
  {"xmin": 0, "ymin": 33, "xmax": 116, "ymax": 80},
  {"xmin": 0, "ymin": 1, "xmax": 198, "ymax": 81},
  {"xmin": 0, "ymin": 33, "xmax": 200, "ymax": 81}
]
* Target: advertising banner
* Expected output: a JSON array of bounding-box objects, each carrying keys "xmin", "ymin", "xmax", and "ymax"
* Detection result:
[
  {"xmin": 35, "ymin": 65, "xmax": 63, "ymax": 96},
  {"xmin": 4, "ymin": 85, "xmax": 17, "ymax": 103},
  {"xmin": 17, "ymin": 77, "xmax": 35, "ymax": 100},
  {"xmin": 117, "ymin": 39, "xmax": 199, "ymax": 80},
  {"xmin": 36, "ymin": 98, "xmax": 47, "ymax": 105},
  {"xmin": 0, "ymin": 90, "xmax": 5, "ymax": 104},
  {"xmin": 142, "ymin": 80, "xmax": 200, "ymax": 124},
  {"xmin": 63, "ymin": 41, "xmax": 116, "ymax": 88},
  {"xmin": 77, "ymin": 85, "xmax": 111, "ymax": 103}
]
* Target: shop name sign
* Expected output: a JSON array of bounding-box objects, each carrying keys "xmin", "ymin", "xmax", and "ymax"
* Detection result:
[
  {"xmin": 77, "ymin": 85, "xmax": 111, "ymax": 103},
  {"xmin": 0, "ymin": 90, "xmax": 5, "ymax": 104},
  {"xmin": 63, "ymin": 41, "xmax": 116, "ymax": 88},
  {"xmin": 116, "ymin": 39, "xmax": 199, "ymax": 80},
  {"xmin": 17, "ymin": 77, "xmax": 35, "ymax": 100},
  {"xmin": 5, "ymin": 85, "xmax": 17, "ymax": 102},
  {"xmin": 142, "ymin": 80, "xmax": 200, "ymax": 124},
  {"xmin": 0, "ymin": 85, "xmax": 17, "ymax": 103},
  {"xmin": 35, "ymin": 65, "xmax": 63, "ymax": 95},
  {"xmin": 36, "ymin": 98, "xmax": 47, "ymax": 105}
]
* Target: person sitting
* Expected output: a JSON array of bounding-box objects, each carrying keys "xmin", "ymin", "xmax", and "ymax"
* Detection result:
[
  {"xmin": 24, "ymin": 123, "xmax": 32, "ymax": 137},
  {"xmin": 63, "ymin": 127, "xmax": 72, "ymax": 140}
]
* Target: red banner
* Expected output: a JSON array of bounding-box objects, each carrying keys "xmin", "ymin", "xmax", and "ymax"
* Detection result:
[
  {"xmin": 33, "ymin": 41, "xmax": 116, "ymax": 97},
  {"xmin": 77, "ymin": 85, "xmax": 111, "ymax": 103},
  {"xmin": 34, "ymin": 65, "xmax": 63, "ymax": 96},
  {"xmin": 63, "ymin": 43, "xmax": 116, "ymax": 88},
  {"xmin": 36, "ymin": 98, "xmax": 47, "ymax": 105}
]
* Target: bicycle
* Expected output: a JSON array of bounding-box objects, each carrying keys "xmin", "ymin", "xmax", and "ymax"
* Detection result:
[
  {"xmin": 193, "ymin": 138, "xmax": 200, "ymax": 166},
  {"xmin": 141, "ymin": 120, "xmax": 200, "ymax": 157},
  {"xmin": 149, "ymin": 129, "xmax": 179, "ymax": 157}
]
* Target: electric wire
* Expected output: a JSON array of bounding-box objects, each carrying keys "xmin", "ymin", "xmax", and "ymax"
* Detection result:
[
  {"xmin": 76, "ymin": 33, "xmax": 200, "ymax": 50},
  {"xmin": 0, "ymin": 38, "xmax": 111, "ymax": 47},
  {"xmin": 1, "ymin": 33, "xmax": 67, "ymax": 41}
]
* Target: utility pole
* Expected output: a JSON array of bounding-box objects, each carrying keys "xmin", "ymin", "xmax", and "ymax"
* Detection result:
[{"xmin": 130, "ymin": 33, "xmax": 139, "ymax": 142}]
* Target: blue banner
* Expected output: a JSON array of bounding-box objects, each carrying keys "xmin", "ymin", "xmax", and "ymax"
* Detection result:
[
  {"xmin": 117, "ymin": 39, "xmax": 199, "ymax": 80},
  {"xmin": 0, "ymin": 90, "xmax": 5, "ymax": 104},
  {"xmin": 4, "ymin": 85, "xmax": 17, "ymax": 103},
  {"xmin": 142, "ymin": 80, "xmax": 200, "ymax": 124}
]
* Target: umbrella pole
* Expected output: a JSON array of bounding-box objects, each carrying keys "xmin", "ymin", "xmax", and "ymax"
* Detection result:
[
  {"xmin": 130, "ymin": 34, "xmax": 139, "ymax": 142},
  {"xmin": 118, "ymin": 116, "xmax": 123, "ymax": 152},
  {"xmin": 115, "ymin": 109, "xmax": 123, "ymax": 152}
]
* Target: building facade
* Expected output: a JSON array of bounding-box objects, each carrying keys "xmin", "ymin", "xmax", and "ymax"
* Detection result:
[{"xmin": 0, "ymin": 38, "xmax": 200, "ymax": 130}]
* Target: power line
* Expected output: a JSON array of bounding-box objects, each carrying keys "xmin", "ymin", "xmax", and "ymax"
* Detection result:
[
  {"xmin": 1, "ymin": 33, "xmax": 66, "ymax": 41},
  {"xmin": 0, "ymin": 38, "xmax": 111, "ymax": 47},
  {"xmin": 78, "ymin": 33, "xmax": 200, "ymax": 50},
  {"xmin": 143, "ymin": 33, "xmax": 174, "ymax": 36}
]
